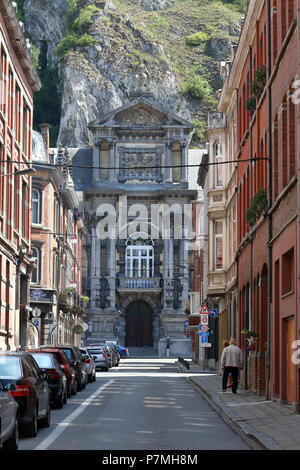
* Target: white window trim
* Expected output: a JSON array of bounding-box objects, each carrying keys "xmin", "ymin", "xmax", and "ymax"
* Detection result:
[{"xmin": 126, "ymin": 245, "xmax": 154, "ymax": 278}]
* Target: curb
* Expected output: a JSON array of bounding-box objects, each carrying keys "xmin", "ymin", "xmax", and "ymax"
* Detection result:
[{"xmin": 175, "ymin": 362, "xmax": 283, "ymax": 451}]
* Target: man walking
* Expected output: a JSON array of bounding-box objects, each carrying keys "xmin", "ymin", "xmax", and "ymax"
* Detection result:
[{"xmin": 220, "ymin": 338, "xmax": 244, "ymax": 393}]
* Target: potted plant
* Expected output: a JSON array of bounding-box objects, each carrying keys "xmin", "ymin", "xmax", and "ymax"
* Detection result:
[{"xmin": 241, "ymin": 329, "xmax": 258, "ymax": 351}]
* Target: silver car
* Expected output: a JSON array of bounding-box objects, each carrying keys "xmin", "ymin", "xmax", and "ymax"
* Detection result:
[
  {"xmin": 86, "ymin": 347, "xmax": 109, "ymax": 372},
  {"xmin": 0, "ymin": 381, "xmax": 19, "ymax": 450},
  {"xmin": 79, "ymin": 348, "xmax": 96, "ymax": 383}
]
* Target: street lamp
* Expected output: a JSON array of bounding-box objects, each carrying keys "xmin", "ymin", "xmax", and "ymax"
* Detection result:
[{"xmin": 0, "ymin": 168, "xmax": 36, "ymax": 178}]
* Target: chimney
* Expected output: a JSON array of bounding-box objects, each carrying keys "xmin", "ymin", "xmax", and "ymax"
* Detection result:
[{"xmin": 39, "ymin": 123, "xmax": 50, "ymax": 154}]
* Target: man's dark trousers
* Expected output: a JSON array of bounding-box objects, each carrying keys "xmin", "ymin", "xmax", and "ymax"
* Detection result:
[{"xmin": 222, "ymin": 367, "xmax": 239, "ymax": 392}]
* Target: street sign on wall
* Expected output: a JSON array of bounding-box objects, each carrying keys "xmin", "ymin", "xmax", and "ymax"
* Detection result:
[
  {"xmin": 199, "ymin": 303, "xmax": 211, "ymax": 315},
  {"xmin": 200, "ymin": 314, "xmax": 209, "ymax": 325}
]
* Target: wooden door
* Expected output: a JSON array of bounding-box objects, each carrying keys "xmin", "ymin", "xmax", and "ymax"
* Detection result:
[{"xmin": 126, "ymin": 301, "xmax": 153, "ymax": 347}]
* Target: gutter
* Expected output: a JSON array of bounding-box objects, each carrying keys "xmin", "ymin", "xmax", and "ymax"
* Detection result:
[{"xmin": 267, "ymin": 0, "xmax": 273, "ymax": 401}]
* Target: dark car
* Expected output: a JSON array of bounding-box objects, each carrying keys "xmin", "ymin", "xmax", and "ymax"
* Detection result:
[
  {"xmin": 106, "ymin": 343, "xmax": 120, "ymax": 367},
  {"xmin": 36, "ymin": 348, "xmax": 77, "ymax": 398},
  {"xmin": 40, "ymin": 344, "xmax": 86, "ymax": 391},
  {"xmin": 0, "ymin": 353, "xmax": 50, "ymax": 437},
  {"xmin": 26, "ymin": 352, "xmax": 67, "ymax": 409},
  {"xmin": 115, "ymin": 344, "xmax": 129, "ymax": 358},
  {"xmin": 0, "ymin": 381, "xmax": 19, "ymax": 450}
]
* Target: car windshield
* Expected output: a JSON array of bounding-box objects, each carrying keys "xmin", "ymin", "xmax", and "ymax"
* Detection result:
[
  {"xmin": 31, "ymin": 354, "xmax": 54, "ymax": 369},
  {"xmin": 0, "ymin": 356, "xmax": 22, "ymax": 379},
  {"xmin": 87, "ymin": 349, "xmax": 102, "ymax": 355},
  {"xmin": 61, "ymin": 349, "xmax": 74, "ymax": 361}
]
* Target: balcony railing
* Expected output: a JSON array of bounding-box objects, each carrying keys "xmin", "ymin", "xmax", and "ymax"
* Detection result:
[{"xmin": 118, "ymin": 277, "xmax": 162, "ymax": 290}]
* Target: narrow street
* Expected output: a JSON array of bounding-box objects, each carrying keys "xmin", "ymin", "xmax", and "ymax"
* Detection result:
[{"xmin": 19, "ymin": 359, "xmax": 250, "ymax": 451}]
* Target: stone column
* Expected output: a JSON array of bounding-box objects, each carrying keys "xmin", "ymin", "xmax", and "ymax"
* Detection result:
[
  {"xmin": 165, "ymin": 142, "xmax": 172, "ymax": 182},
  {"xmin": 181, "ymin": 142, "xmax": 188, "ymax": 182},
  {"xmin": 90, "ymin": 225, "xmax": 98, "ymax": 308},
  {"xmin": 109, "ymin": 141, "xmax": 115, "ymax": 181},
  {"xmin": 93, "ymin": 142, "xmax": 100, "ymax": 183},
  {"xmin": 107, "ymin": 237, "xmax": 116, "ymax": 309},
  {"xmin": 168, "ymin": 236, "xmax": 174, "ymax": 279},
  {"xmin": 179, "ymin": 231, "xmax": 190, "ymax": 311}
]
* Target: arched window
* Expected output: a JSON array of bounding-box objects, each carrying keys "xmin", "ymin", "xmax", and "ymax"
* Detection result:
[{"xmin": 126, "ymin": 235, "xmax": 154, "ymax": 278}]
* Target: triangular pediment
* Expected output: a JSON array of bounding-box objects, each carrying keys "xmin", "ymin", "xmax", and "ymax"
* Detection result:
[{"xmin": 89, "ymin": 97, "xmax": 192, "ymax": 129}]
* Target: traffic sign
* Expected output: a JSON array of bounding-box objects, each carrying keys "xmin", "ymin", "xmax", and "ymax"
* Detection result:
[
  {"xmin": 199, "ymin": 331, "xmax": 210, "ymax": 337},
  {"xmin": 200, "ymin": 314, "xmax": 209, "ymax": 325},
  {"xmin": 199, "ymin": 325, "xmax": 209, "ymax": 332},
  {"xmin": 210, "ymin": 309, "xmax": 219, "ymax": 318},
  {"xmin": 201, "ymin": 343, "xmax": 212, "ymax": 348},
  {"xmin": 200, "ymin": 303, "xmax": 211, "ymax": 315},
  {"xmin": 33, "ymin": 319, "xmax": 40, "ymax": 328},
  {"xmin": 184, "ymin": 320, "xmax": 189, "ymax": 328},
  {"xmin": 200, "ymin": 336, "xmax": 209, "ymax": 343}
]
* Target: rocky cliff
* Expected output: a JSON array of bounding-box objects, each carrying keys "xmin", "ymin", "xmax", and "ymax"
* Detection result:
[{"xmin": 21, "ymin": 0, "xmax": 244, "ymax": 147}]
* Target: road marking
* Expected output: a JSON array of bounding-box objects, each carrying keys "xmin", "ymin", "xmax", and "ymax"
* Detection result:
[{"xmin": 35, "ymin": 380, "xmax": 114, "ymax": 450}]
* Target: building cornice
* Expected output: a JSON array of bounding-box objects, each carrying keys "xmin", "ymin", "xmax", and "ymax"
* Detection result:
[{"xmin": 0, "ymin": 0, "xmax": 41, "ymax": 92}]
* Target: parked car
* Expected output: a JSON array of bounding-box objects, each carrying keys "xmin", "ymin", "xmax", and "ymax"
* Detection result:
[
  {"xmin": 79, "ymin": 348, "xmax": 96, "ymax": 383},
  {"xmin": 115, "ymin": 344, "xmax": 129, "ymax": 358},
  {"xmin": 0, "ymin": 353, "xmax": 51, "ymax": 437},
  {"xmin": 0, "ymin": 381, "xmax": 19, "ymax": 450},
  {"xmin": 106, "ymin": 343, "xmax": 121, "ymax": 367},
  {"xmin": 99, "ymin": 345, "xmax": 113, "ymax": 368},
  {"xmin": 40, "ymin": 344, "xmax": 86, "ymax": 391},
  {"xmin": 36, "ymin": 348, "xmax": 77, "ymax": 398},
  {"xmin": 86, "ymin": 347, "xmax": 109, "ymax": 371},
  {"xmin": 27, "ymin": 352, "xmax": 67, "ymax": 409}
]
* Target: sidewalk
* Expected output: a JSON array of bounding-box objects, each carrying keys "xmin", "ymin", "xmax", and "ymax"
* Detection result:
[{"xmin": 176, "ymin": 361, "xmax": 300, "ymax": 450}]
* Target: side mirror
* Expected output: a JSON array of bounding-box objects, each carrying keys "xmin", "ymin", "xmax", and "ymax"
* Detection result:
[
  {"xmin": 60, "ymin": 364, "xmax": 65, "ymax": 370},
  {"xmin": 92, "ymin": 356, "xmax": 97, "ymax": 361}
]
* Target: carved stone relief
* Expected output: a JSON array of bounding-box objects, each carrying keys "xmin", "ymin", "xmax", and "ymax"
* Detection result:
[{"xmin": 118, "ymin": 146, "xmax": 163, "ymax": 182}]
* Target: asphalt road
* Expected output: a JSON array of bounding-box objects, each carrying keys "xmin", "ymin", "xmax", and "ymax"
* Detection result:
[{"xmin": 19, "ymin": 359, "xmax": 250, "ymax": 451}]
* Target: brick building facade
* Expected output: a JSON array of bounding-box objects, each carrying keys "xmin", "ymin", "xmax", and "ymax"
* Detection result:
[
  {"xmin": 29, "ymin": 128, "xmax": 87, "ymax": 348},
  {"xmin": 211, "ymin": 0, "xmax": 299, "ymax": 410},
  {"xmin": 0, "ymin": 0, "xmax": 40, "ymax": 350}
]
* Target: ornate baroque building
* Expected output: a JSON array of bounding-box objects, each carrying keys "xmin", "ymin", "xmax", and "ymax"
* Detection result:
[{"xmin": 70, "ymin": 94, "xmax": 197, "ymax": 356}]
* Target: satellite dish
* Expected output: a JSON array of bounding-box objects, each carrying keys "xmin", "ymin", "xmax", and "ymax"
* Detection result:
[{"xmin": 73, "ymin": 325, "xmax": 84, "ymax": 335}]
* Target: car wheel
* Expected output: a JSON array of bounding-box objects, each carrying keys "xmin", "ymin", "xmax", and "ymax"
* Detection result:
[
  {"xmin": 72, "ymin": 380, "xmax": 77, "ymax": 395},
  {"xmin": 67, "ymin": 383, "xmax": 72, "ymax": 399},
  {"xmin": 23, "ymin": 406, "xmax": 38, "ymax": 437},
  {"xmin": 93, "ymin": 372, "xmax": 96, "ymax": 382},
  {"xmin": 77, "ymin": 379, "xmax": 82, "ymax": 392},
  {"xmin": 88, "ymin": 373, "xmax": 93, "ymax": 383},
  {"xmin": 3, "ymin": 415, "xmax": 19, "ymax": 450},
  {"xmin": 63, "ymin": 387, "xmax": 67, "ymax": 404},
  {"xmin": 55, "ymin": 392, "xmax": 64, "ymax": 409},
  {"xmin": 40, "ymin": 403, "xmax": 51, "ymax": 428}
]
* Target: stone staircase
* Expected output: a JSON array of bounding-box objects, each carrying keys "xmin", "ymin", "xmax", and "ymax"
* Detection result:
[{"xmin": 127, "ymin": 347, "xmax": 158, "ymax": 357}]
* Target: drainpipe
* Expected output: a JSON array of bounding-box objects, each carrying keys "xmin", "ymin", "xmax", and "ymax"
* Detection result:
[
  {"xmin": 297, "ymin": 0, "xmax": 300, "ymax": 413},
  {"xmin": 267, "ymin": 0, "xmax": 273, "ymax": 401}
]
